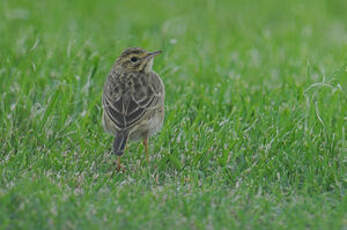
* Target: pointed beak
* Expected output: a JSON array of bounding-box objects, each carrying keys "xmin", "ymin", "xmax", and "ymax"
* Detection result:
[{"xmin": 146, "ymin": 50, "xmax": 162, "ymax": 59}]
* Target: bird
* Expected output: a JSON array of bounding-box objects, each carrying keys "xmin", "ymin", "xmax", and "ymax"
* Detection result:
[{"xmin": 102, "ymin": 47, "xmax": 165, "ymax": 171}]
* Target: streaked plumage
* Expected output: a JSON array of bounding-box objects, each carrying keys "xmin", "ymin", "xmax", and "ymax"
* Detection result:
[{"xmin": 102, "ymin": 47, "xmax": 165, "ymax": 170}]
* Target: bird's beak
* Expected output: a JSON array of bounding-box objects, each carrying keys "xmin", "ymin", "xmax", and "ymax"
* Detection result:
[{"xmin": 146, "ymin": 50, "xmax": 162, "ymax": 59}]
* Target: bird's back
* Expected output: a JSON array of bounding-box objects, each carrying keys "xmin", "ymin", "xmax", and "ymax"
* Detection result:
[{"xmin": 102, "ymin": 70, "xmax": 164, "ymax": 134}]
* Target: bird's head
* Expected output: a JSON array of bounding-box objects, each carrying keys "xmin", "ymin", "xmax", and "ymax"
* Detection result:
[{"xmin": 114, "ymin": 47, "xmax": 161, "ymax": 73}]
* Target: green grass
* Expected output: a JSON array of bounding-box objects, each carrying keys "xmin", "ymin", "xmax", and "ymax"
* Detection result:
[{"xmin": 0, "ymin": 0, "xmax": 346, "ymax": 229}]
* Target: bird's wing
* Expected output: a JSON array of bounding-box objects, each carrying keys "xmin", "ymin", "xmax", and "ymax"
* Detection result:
[{"xmin": 103, "ymin": 72, "xmax": 163, "ymax": 130}]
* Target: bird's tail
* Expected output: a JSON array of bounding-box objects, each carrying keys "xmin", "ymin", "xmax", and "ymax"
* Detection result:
[{"xmin": 113, "ymin": 131, "xmax": 129, "ymax": 156}]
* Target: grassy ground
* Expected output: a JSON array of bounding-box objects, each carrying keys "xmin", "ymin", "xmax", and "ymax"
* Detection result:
[{"xmin": 0, "ymin": 0, "xmax": 346, "ymax": 229}]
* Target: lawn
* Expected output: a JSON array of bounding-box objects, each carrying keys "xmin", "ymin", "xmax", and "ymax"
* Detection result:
[{"xmin": 0, "ymin": 0, "xmax": 346, "ymax": 229}]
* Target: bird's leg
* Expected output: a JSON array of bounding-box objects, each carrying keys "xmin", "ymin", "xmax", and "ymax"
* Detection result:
[
  {"xmin": 115, "ymin": 143, "xmax": 128, "ymax": 172},
  {"xmin": 116, "ymin": 156, "xmax": 122, "ymax": 171},
  {"xmin": 143, "ymin": 137, "xmax": 149, "ymax": 163},
  {"xmin": 116, "ymin": 156, "xmax": 126, "ymax": 172}
]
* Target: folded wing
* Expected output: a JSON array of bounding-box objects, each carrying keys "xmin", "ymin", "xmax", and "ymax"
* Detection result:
[{"xmin": 102, "ymin": 72, "xmax": 162, "ymax": 130}]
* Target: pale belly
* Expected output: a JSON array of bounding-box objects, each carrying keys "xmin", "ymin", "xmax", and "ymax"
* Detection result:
[{"xmin": 128, "ymin": 106, "xmax": 164, "ymax": 141}]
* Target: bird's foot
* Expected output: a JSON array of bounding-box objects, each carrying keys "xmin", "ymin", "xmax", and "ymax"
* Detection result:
[
  {"xmin": 114, "ymin": 157, "xmax": 126, "ymax": 173},
  {"xmin": 116, "ymin": 164, "xmax": 126, "ymax": 173}
]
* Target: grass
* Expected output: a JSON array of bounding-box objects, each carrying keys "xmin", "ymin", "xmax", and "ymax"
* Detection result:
[{"xmin": 0, "ymin": 0, "xmax": 346, "ymax": 229}]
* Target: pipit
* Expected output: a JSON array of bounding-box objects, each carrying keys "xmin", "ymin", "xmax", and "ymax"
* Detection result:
[{"xmin": 102, "ymin": 47, "xmax": 165, "ymax": 170}]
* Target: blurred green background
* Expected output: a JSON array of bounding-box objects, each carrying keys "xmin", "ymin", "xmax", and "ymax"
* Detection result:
[{"xmin": 0, "ymin": 0, "xmax": 346, "ymax": 229}]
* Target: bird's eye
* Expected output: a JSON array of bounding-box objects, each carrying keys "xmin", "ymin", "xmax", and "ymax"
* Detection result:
[{"xmin": 130, "ymin": 57, "xmax": 138, "ymax": 62}]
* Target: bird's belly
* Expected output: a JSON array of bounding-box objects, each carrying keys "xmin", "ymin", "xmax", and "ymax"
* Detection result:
[{"xmin": 129, "ymin": 107, "xmax": 164, "ymax": 141}]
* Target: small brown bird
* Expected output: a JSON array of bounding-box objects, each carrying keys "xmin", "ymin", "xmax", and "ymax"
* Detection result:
[{"xmin": 102, "ymin": 47, "xmax": 165, "ymax": 170}]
